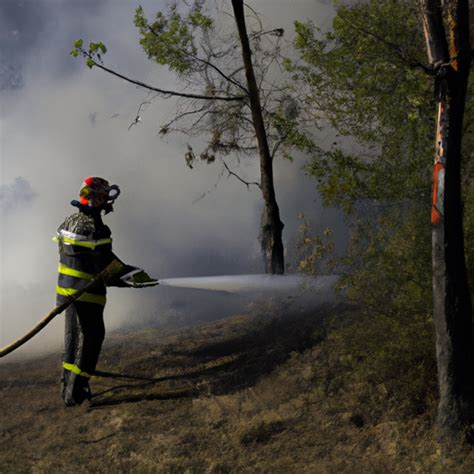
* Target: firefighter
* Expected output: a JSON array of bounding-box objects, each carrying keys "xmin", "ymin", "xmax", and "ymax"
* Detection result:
[{"xmin": 55, "ymin": 177, "xmax": 156, "ymax": 406}]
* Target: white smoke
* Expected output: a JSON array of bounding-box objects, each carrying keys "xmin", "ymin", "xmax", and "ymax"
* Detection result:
[
  {"xmin": 0, "ymin": 177, "xmax": 36, "ymax": 212},
  {"xmin": 0, "ymin": 0, "xmax": 341, "ymax": 359}
]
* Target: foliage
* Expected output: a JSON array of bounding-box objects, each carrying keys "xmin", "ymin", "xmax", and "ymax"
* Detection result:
[
  {"xmin": 343, "ymin": 208, "xmax": 432, "ymax": 318},
  {"xmin": 296, "ymin": 213, "xmax": 335, "ymax": 274},
  {"xmin": 134, "ymin": 3, "xmax": 212, "ymax": 75},
  {"xmin": 290, "ymin": 0, "xmax": 435, "ymax": 208},
  {"xmin": 289, "ymin": 0, "xmax": 473, "ymax": 321},
  {"xmin": 70, "ymin": 40, "xmax": 107, "ymax": 68}
]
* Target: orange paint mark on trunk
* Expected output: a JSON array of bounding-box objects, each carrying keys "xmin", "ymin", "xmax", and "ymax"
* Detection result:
[{"xmin": 432, "ymin": 162, "xmax": 444, "ymax": 225}]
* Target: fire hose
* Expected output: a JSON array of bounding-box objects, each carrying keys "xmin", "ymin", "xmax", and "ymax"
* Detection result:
[
  {"xmin": 0, "ymin": 259, "xmax": 124, "ymax": 358},
  {"xmin": 0, "ymin": 266, "xmax": 339, "ymax": 358}
]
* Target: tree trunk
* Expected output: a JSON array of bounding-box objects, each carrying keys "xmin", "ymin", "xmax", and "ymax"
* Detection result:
[
  {"xmin": 420, "ymin": 0, "xmax": 473, "ymax": 438},
  {"xmin": 231, "ymin": 0, "xmax": 285, "ymax": 274}
]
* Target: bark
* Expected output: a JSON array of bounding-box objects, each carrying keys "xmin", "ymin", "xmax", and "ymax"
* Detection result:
[
  {"xmin": 231, "ymin": 0, "xmax": 285, "ymax": 274},
  {"xmin": 420, "ymin": 0, "xmax": 474, "ymax": 438}
]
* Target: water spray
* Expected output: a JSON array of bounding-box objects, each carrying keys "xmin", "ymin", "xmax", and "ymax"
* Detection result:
[
  {"xmin": 0, "ymin": 264, "xmax": 338, "ymax": 358},
  {"xmin": 158, "ymin": 273, "xmax": 338, "ymax": 295}
]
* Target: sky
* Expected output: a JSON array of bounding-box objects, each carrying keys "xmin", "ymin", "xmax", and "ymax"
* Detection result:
[{"xmin": 0, "ymin": 0, "xmax": 343, "ymax": 358}]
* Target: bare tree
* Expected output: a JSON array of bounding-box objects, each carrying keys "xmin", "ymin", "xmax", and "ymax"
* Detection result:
[
  {"xmin": 419, "ymin": 0, "xmax": 473, "ymax": 438},
  {"xmin": 231, "ymin": 0, "xmax": 284, "ymax": 274},
  {"xmin": 71, "ymin": 2, "xmax": 311, "ymax": 274}
]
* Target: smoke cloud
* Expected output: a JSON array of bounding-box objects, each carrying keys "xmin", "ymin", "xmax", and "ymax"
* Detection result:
[
  {"xmin": 0, "ymin": 177, "xmax": 36, "ymax": 212},
  {"xmin": 0, "ymin": 0, "xmax": 343, "ymax": 360}
]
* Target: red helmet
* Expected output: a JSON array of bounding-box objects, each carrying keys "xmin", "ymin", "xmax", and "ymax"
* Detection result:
[{"xmin": 79, "ymin": 177, "xmax": 120, "ymax": 209}]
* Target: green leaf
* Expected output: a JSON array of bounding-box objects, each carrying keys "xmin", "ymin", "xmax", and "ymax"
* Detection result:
[{"xmin": 74, "ymin": 39, "xmax": 83, "ymax": 49}]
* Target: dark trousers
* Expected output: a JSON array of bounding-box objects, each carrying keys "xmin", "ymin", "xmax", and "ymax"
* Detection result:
[{"xmin": 62, "ymin": 301, "xmax": 105, "ymax": 404}]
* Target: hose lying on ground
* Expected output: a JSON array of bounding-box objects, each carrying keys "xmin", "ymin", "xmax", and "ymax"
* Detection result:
[{"xmin": 0, "ymin": 260, "xmax": 124, "ymax": 358}]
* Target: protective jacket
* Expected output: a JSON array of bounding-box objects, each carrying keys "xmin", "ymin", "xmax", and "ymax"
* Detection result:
[{"xmin": 56, "ymin": 207, "xmax": 114, "ymax": 307}]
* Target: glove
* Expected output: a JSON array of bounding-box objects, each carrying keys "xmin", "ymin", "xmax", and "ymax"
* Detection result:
[{"xmin": 120, "ymin": 268, "xmax": 159, "ymax": 288}]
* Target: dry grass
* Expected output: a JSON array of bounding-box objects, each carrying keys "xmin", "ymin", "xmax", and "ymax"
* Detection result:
[{"xmin": 1, "ymin": 304, "xmax": 473, "ymax": 473}]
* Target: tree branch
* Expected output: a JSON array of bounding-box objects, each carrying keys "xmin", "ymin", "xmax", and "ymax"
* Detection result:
[
  {"xmin": 348, "ymin": 23, "xmax": 432, "ymax": 74},
  {"xmin": 158, "ymin": 105, "xmax": 210, "ymax": 134},
  {"xmin": 128, "ymin": 99, "xmax": 153, "ymax": 130},
  {"xmin": 270, "ymin": 136, "xmax": 287, "ymax": 159},
  {"xmin": 143, "ymin": 23, "xmax": 248, "ymax": 94},
  {"xmin": 186, "ymin": 50, "xmax": 249, "ymax": 94},
  {"xmin": 243, "ymin": 3, "xmax": 263, "ymax": 34},
  {"xmin": 250, "ymin": 29, "xmax": 285, "ymax": 40},
  {"xmin": 82, "ymin": 51, "xmax": 245, "ymax": 102},
  {"xmin": 222, "ymin": 160, "xmax": 261, "ymax": 189}
]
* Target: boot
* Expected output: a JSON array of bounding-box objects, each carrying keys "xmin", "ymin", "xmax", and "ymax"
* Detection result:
[{"xmin": 63, "ymin": 375, "xmax": 91, "ymax": 407}]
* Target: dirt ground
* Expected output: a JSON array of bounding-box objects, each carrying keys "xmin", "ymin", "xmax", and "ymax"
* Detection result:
[
  {"xmin": 0, "ymin": 309, "xmax": 324, "ymax": 473},
  {"xmin": 1, "ymin": 306, "xmax": 473, "ymax": 473}
]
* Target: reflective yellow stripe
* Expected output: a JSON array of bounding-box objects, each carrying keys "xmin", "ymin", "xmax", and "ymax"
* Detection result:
[
  {"xmin": 56, "ymin": 286, "xmax": 106, "ymax": 306},
  {"xmin": 60, "ymin": 236, "xmax": 112, "ymax": 249},
  {"xmin": 63, "ymin": 362, "xmax": 91, "ymax": 378},
  {"xmin": 58, "ymin": 264, "xmax": 94, "ymax": 281}
]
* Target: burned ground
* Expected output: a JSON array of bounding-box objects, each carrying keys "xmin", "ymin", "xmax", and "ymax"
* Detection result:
[{"xmin": 1, "ymin": 305, "xmax": 473, "ymax": 473}]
